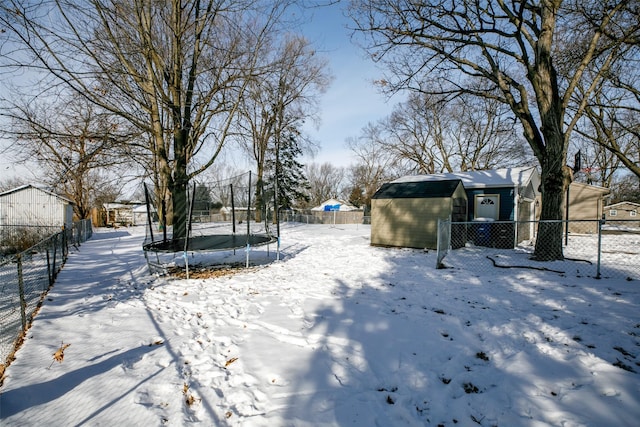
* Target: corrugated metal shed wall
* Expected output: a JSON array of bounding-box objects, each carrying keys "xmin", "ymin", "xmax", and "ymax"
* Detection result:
[{"xmin": 0, "ymin": 186, "xmax": 72, "ymax": 228}]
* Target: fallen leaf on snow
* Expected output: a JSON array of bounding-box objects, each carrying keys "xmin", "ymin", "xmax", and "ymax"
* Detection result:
[{"xmin": 49, "ymin": 342, "xmax": 71, "ymax": 368}]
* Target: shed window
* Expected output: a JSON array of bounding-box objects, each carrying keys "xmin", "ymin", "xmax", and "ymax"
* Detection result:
[
  {"xmin": 631, "ymin": 210, "xmax": 637, "ymax": 217},
  {"xmin": 609, "ymin": 209, "xmax": 617, "ymax": 217}
]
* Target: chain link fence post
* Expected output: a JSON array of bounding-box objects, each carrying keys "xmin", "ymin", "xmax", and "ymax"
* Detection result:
[
  {"xmin": 436, "ymin": 218, "xmax": 451, "ymax": 269},
  {"xmin": 596, "ymin": 215, "xmax": 604, "ymax": 279},
  {"xmin": 16, "ymin": 253, "xmax": 27, "ymax": 331},
  {"xmin": 2, "ymin": 219, "xmax": 93, "ymax": 369}
]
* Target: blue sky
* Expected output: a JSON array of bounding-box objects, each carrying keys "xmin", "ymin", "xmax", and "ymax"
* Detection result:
[
  {"xmin": 0, "ymin": 2, "xmax": 394, "ymax": 182},
  {"xmin": 298, "ymin": 2, "xmax": 395, "ymax": 168}
]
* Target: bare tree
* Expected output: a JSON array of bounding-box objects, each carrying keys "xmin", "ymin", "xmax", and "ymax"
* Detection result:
[
  {"xmin": 237, "ymin": 34, "xmax": 331, "ymax": 220},
  {"xmin": 0, "ymin": 177, "xmax": 28, "ymax": 193},
  {"xmin": 376, "ymin": 92, "xmax": 533, "ymax": 174},
  {"xmin": 349, "ymin": 0, "xmax": 640, "ymax": 260},
  {"xmin": 383, "ymin": 93, "xmax": 454, "ymax": 174},
  {"xmin": 305, "ymin": 162, "xmax": 346, "ymax": 207},
  {"xmin": 572, "ymin": 91, "xmax": 633, "ymax": 188},
  {"xmin": 346, "ymin": 124, "xmax": 404, "ymax": 211},
  {"xmin": 3, "ymin": 93, "xmax": 137, "ymax": 219},
  {"xmin": 609, "ymin": 174, "xmax": 640, "ymax": 204},
  {"xmin": 561, "ymin": 4, "xmax": 640, "ymax": 180},
  {"xmin": 0, "ymin": 0, "xmax": 295, "ymax": 241},
  {"xmin": 575, "ymin": 79, "xmax": 640, "ymax": 180},
  {"xmin": 450, "ymin": 95, "xmax": 533, "ymax": 171}
]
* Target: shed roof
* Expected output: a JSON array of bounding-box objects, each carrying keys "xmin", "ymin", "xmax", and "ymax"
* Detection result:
[
  {"xmin": 0, "ymin": 184, "xmax": 74, "ymax": 204},
  {"xmin": 372, "ymin": 179, "xmax": 464, "ymax": 199}
]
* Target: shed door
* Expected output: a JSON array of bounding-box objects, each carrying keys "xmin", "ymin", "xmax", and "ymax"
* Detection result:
[{"xmin": 475, "ymin": 194, "xmax": 499, "ymax": 220}]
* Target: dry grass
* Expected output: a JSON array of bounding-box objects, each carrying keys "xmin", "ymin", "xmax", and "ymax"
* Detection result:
[{"xmin": 166, "ymin": 263, "xmax": 254, "ymax": 279}]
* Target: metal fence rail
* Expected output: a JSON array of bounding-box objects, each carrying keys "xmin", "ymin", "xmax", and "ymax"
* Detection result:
[
  {"xmin": 0, "ymin": 219, "xmax": 92, "ymax": 370},
  {"xmin": 437, "ymin": 219, "xmax": 639, "ymax": 280}
]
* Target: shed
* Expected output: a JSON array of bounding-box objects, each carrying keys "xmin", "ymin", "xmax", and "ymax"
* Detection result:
[
  {"xmin": 371, "ymin": 179, "xmax": 467, "ymax": 249},
  {"xmin": 563, "ymin": 182, "xmax": 610, "ymax": 233},
  {"xmin": 0, "ymin": 184, "xmax": 74, "ymax": 229},
  {"xmin": 103, "ymin": 202, "xmax": 134, "ymax": 226},
  {"xmin": 423, "ymin": 167, "xmax": 540, "ymax": 223}
]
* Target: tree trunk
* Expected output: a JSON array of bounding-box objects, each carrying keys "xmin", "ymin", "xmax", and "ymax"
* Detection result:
[
  {"xmin": 535, "ymin": 166, "xmax": 566, "ymax": 261},
  {"xmin": 255, "ymin": 169, "xmax": 264, "ymax": 223},
  {"xmin": 532, "ymin": 122, "xmax": 570, "ymax": 260},
  {"xmin": 172, "ymin": 130, "xmax": 189, "ymax": 242},
  {"xmin": 171, "ymin": 176, "xmax": 188, "ymax": 242},
  {"xmin": 531, "ymin": 0, "xmax": 566, "ymax": 261}
]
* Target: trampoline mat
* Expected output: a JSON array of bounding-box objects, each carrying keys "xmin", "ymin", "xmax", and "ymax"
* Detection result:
[{"xmin": 143, "ymin": 234, "xmax": 277, "ymax": 253}]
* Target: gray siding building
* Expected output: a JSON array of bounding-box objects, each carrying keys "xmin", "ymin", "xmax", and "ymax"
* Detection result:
[{"xmin": 0, "ymin": 185, "xmax": 74, "ymax": 229}]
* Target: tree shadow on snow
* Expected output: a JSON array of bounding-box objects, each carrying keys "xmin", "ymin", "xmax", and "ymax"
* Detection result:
[
  {"xmin": 283, "ymin": 247, "xmax": 640, "ymax": 426},
  {"xmin": 0, "ymin": 345, "xmax": 161, "ymax": 419}
]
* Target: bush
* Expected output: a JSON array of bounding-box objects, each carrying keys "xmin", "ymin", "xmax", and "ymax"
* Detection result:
[{"xmin": 0, "ymin": 227, "xmax": 53, "ymax": 256}]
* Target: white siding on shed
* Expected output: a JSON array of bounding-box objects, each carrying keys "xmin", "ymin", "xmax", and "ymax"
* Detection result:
[{"xmin": 0, "ymin": 185, "xmax": 74, "ymax": 228}]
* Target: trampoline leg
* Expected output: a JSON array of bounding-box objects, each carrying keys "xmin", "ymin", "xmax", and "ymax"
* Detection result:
[
  {"xmin": 184, "ymin": 251, "xmax": 190, "ymax": 280},
  {"xmin": 144, "ymin": 250, "xmax": 152, "ymax": 274}
]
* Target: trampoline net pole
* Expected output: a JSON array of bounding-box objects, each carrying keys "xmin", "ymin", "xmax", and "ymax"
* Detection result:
[
  {"xmin": 247, "ymin": 171, "xmax": 251, "ymax": 241},
  {"xmin": 230, "ymin": 183, "xmax": 236, "ymax": 234},
  {"xmin": 274, "ymin": 167, "xmax": 281, "ymax": 261},
  {"xmin": 143, "ymin": 183, "xmax": 155, "ymax": 244},
  {"xmin": 184, "ymin": 182, "xmax": 196, "ymax": 280}
]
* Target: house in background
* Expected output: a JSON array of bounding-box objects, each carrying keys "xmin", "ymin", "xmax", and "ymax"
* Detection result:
[
  {"xmin": 311, "ymin": 198, "xmax": 359, "ymax": 212},
  {"xmin": 371, "ymin": 179, "xmax": 467, "ymax": 249},
  {"xmin": 308, "ymin": 198, "xmax": 363, "ymax": 225},
  {"xmin": 454, "ymin": 167, "xmax": 540, "ymax": 246},
  {"xmin": 372, "ymin": 167, "xmax": 540, "ymax": 249},
  {"xmin": 603, "ymin": 201, "xmax": 639, "ymax": 222},
  {"xmin": 434, "ymin": 167, "xmax": 540, "ymax": 223},
  {"xmin": 101, "ymin": 202, "xmax": 152, "ymax": 227},
  {"xmin": 371, "ymin": 166, "xmax": 615, "ymax": 250},
  {"xmin": 0, "ymin": 184, "xmax": 74, "ymax": 229}
]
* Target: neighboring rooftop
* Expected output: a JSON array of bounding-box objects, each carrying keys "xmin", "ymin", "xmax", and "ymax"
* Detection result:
[{"xmin": 391, "ymin": 166, "xmax": 539, "ymax": 189}]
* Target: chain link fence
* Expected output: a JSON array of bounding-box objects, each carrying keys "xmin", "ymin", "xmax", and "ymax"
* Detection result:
[
  {"xmin": 437, "ymin": 219, "xmax": 639, "ymax": 280},
  {"xmin": 1, "ymin": 219, "xmax": 92, "ymax": 371}
]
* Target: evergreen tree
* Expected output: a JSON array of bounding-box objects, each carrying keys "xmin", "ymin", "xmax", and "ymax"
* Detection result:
[
  {"xmin": 348, "ymin": 186, "xmax": 365, "ymax": 209},
  {"xmin": 266, "ymin": 127, "xmax": 311, "ymax": 211}
]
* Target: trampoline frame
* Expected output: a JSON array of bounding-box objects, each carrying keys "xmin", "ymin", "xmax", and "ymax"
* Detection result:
[
  {"xmin": 142, "ymin": 172, "xmax": 281, "ymax": 277},
  {"xmin": 143, "ymin": 233, "xmax": 278, "ymax": 253}
]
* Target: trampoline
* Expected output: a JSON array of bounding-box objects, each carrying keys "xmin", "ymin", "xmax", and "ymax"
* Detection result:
[
  {"xmin": 143, "ymin": 233, "xmax": 278, "ymax": 253},
  {"xmin": 141, "ymin": 171, "xmax": 282, "ymax": 276}
]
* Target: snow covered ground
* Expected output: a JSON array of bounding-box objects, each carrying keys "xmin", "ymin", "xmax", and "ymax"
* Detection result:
[{"xmin": 1, "ymin": 223, "xmax": 639, "ymax": 426}]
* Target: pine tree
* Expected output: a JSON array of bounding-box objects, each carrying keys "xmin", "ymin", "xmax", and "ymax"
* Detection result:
[{"xmin": 265, "ymin": 126, "xmax": 311, "ymax": 211}]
